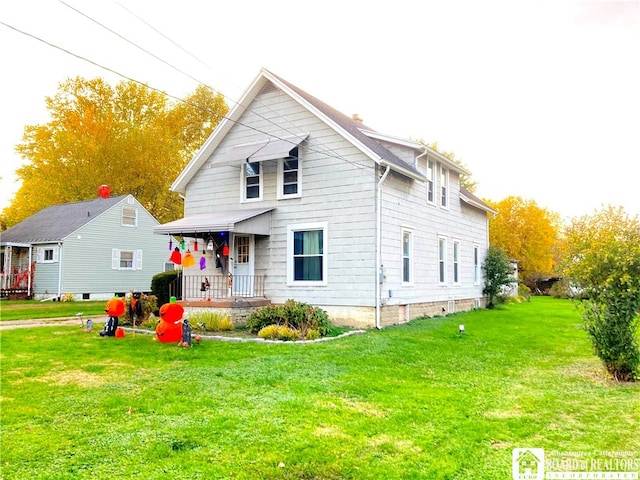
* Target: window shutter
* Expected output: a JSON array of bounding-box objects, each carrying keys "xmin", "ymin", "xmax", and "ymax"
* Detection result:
[
  {"xmin": 136, "ymin": 250, "xmax": 143, "ymax": 270},
  {"xmin": 112, "ymin": 249, "xmax": 119, "ymax": 270},
  {"xmin": 36, "ymin": 247, "xmax": 44, "ymax": 263},
  {"xmin": 52, "ymin": 246, "xmax": 59, "ymax": 263}
]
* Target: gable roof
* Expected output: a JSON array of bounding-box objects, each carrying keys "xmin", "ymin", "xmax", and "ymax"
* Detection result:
[
  {"xmin": 1, "ymin": 195, "xmax": 128, "ymax": 245},
  {"xmin": 460, "ymin": 187, "xmax": 496, "ymax": 214},
  {"xmin": 171, "ymin": 69, "xmax": 454, "ymax": 194}
]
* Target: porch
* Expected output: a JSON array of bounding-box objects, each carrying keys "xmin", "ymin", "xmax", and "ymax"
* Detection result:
[{"xmin": 169, "ymin": 273, "xmax": 267, "ymax": 301}]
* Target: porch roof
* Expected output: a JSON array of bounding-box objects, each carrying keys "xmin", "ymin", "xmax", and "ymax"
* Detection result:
[{"xmin": 153, "ymin": 208, "xmax": 273, "ymax": 236}]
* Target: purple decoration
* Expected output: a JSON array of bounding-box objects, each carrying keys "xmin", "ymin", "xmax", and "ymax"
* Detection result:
[{"xmin": 199, "ymin": 254, "xmax": 207, "ymax": 270}]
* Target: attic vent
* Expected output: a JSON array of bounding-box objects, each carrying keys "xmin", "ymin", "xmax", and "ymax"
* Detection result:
[
  {"xmin": 259, "ymin": 82, "xmax": 279, "ymax": 95},
  {"xmin": 127, "ymin": 197, "xmax": 134, "ymax": 205}
]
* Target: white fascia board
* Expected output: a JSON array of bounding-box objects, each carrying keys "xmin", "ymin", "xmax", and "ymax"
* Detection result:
[{"xmin": 359, "ymin": 129, "xmax": 424, "ymax": 150}]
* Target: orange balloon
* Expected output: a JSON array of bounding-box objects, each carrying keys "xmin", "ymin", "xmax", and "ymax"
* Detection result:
[{"xmin": 155, "ymin": 301, "xmax": 184, "ymax": 343}]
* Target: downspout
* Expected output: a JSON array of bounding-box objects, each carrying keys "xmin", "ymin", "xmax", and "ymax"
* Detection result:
[
  {"xmin": 27, "ymin": 246, "xmax": 32, "ymax": 298},
  {"xmin": 375, "ymin": 164, "xmax": 391, "ymax": 330},
  {"xmin": 57, "ymin": 242, "xmax": 63, "ymax": 300}
]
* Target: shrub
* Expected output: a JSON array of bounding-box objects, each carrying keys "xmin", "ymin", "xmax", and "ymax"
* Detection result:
[
  {"xmin": 61, "ymin": 293, "xmax": 75, "ymax": 302},
  {"xmin": 305, "ymin": 329, "xmax": 320, "ymax": 341},
  {"xmin": 482, "ymin": 246, "xmax": 514, "ymax": 308},
  {"xmin": 518, "ymin": 284, "xmax": 531, "ymax": 301},
  {"xmin": 258, "ymin": 324, "xmax": 300, "ymax": 341},
  {"xmin": 187, "ymin": 311, "xmax": 234, "ymax": 332},
  {"xmin": 151, "ymin": 270, "xmax": 180, "ymax": 306},
  {"xmin": 246, "ymin": 299, "xmax": 332, "ymax": 338}
]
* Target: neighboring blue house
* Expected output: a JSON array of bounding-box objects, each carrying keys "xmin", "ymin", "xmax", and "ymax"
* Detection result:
[
  {"xmin": 1, "ymin": 187, "xmax": 170, "ymax": 300},
  {"xmin": 154, "ymin": 69, "xmax": 496, "ymax": 328}
]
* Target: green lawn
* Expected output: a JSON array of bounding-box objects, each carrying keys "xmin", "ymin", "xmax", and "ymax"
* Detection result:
[
  {"xmin": 0, "ymin": 300, "xmax": 107, "ymax": 321},
  {"xmin": 1, "ymin": 297, "xmax": 638, "ymax": 479}
]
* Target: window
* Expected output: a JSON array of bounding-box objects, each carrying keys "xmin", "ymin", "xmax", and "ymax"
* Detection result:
[
  {"xmin": 440, "ymin": 167, "xmax": 449, "ymax": 208},
  {"xmin": 473, "ymin": 244, "xmax": 480, "ymax": 284},
  {"xmin": 243, "ymin": 162, "xmax": 262, "ymax": 201},
  {"xmin": 426, "ymin": 159, "xmax": 435, "ymax": 204},
  {"xmin": 402, "ymin": 229, "xmax": 413, "ymax": 284},
  {"xmin": 278, "ymin": 148, "xmax": 301, "ymax": 198},
  {"xmin": 112, "ymin": 249, "xmax": 142, "ymax": 270},
  {"xmin": 438, "ymin": 236, "xmax": 447, "ymax": 284},
  {"xmin": 38, "ymin": 246, "xmax": 58, "ymax": 263},
  {"xmin": 287, "ymin": 223, "xmax": 327, "ymax": 285},
  {"xmin": 122, "ymin": 207, "xmax": 138, "ymax": 227},
  {"xmin": 453, "ymin": 240, "xmax": 461, "ymax": 284}
]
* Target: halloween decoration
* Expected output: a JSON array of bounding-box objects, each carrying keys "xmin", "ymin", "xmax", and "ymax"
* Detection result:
[
  {"xmin": 170, "ymin": 247, "xmax": 182, "ymax": 265},
  {"xmin": 115, "ymin": 327, "xmax": 125, "ymax": 338},
  {"xmin": 129, "ymin": 291, "xmax": 143, "ymax": 324},
  {"xmin": 183, "ymin": 250, "xmax": 196, "ymax": 268},
  {"xmin": 100, "ymin": 296, "xmax": 125, "ymax": 337},
  {"xmin": 155, "ymin": 297, "xmax": 184, "ymax": 343},
  {"xmin": 168, "ymin": 238, "xmax": 173, "ymax": 251},
  {"xmin": 200, "ymin": 251, "xmax": 207, "ymax": 270},
  {"xmin": 179, "ymin": 318, "xmax": 192, "ymax": 347},
  {"xmin": 193, "ymin": 239, "xmax": 198, "ymax": 252}
]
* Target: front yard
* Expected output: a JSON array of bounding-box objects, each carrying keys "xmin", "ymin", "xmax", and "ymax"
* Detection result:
[{"xmin": 1, "ymin": 297, "xmax": 638, "ymax": 479}]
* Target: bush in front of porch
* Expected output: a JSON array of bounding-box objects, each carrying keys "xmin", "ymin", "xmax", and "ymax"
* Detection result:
[{"xmin": 247, "ymin": 299, "xmax": 332, "ymax": 341}]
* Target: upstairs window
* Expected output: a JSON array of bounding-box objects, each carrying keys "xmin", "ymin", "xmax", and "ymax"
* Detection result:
[
  {"xmin": 243, "ymin": 162, "xmax": 262, "ymax": 201},
  {"xmin": 278, "ymin": 148, "xmax": 301, "ymax": 199},
  {"xmin": 122, "ymin": 207, "xmax": 138, "ymax": 227},
  {"xmin": 440, "ymin": 167, "xmax": 449, "ymax": 208},
  {"xmin": 426, "ymin": 159, "xmax": 435, "ymax": 204}
]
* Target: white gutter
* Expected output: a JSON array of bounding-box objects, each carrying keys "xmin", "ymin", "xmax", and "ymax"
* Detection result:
[
  {"xmin": 414, "ymin": 149, "xmax": 429, "ymax": 169},
  {"xmin": 27, "ymin": 247, "xmax": 33, "ymax": 298},
  {"xmin": 57, "ymin": 242, "xmax": 63, "ymax": 300},
  {"xmin": 375, "ymin": 164, "xmax": 391, "ymax": 330}
]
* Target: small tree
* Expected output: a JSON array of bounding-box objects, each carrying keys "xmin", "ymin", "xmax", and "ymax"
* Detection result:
[
  {"xmin": 559, "ymin": 206, "xmax": 640, "ymax": 381},
  {"xmin": 482, "ymin": 245, "xmax": 514, "ymax": 308}
]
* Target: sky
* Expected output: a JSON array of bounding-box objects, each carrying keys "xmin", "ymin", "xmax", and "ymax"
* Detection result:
[{"xmin": 1, "ymin": 0, "xmax": 639, "ymax": 220}]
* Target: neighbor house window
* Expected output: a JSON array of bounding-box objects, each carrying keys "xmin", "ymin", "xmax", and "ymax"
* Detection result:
[
  {"xmin": 122, "ymin": 207, "xmax": 138, "ymax": 227},
  {"xmin": 438, "ymin": 236, "xmax": 447, "ymax": 284},
  {"xmin": 440, "ymin": 167, "xmax": 449, "ymax": 208},
  {"xmin": 473, "ymin": 244, "xmax": 480, "ymax": 284},
  {"xmin": 287, "ymin": 222, "xmax": 327, "ymax": 285},
  {"xmin": 243, "ymin": 162, "xmax": 262, "ymax": 201},
  {"xmin": 426, "ymin": 159, "xmax": 435, "ymax": 204},
  {"xmin": 453, "ymin": 240, "xmax": 461, "ymax": 284},
  {"xmin": 402, "ymin": 229, "xmax": 413, "ymax": 284},
  {"xmin": 112, "ymin": 249, "xmax": 142, "ymax": 270},
  {"xmin": 278, "ymin": 148, "xmax": 301, "ymax": 199},
  {"xmin": 38, "ymin": 246, "xmax": 58, "ymax": 263}
]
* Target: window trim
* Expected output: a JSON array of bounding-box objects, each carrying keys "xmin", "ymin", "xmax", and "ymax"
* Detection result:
[
  {"xmin": 402, "ymin": 228, "xmax": 414, "ymax": 285},
  {"xmin": 286, "ymin": 222, "xmax": 328, "ymax": 286},
  {"xmin": 473, "ymin": 244, "xmax": 480, "ymax": 285},
  {"xmin": 453, "ymin": 239, "xmax": 461, "ymax": 285},
  {"xmin": 38, "ymin": 246, "xmax": 59, "ymax": 264},
  {"xmin": 438, "ymin": 235, "xmax": 447, "ymax": 284},
  {"xmin": 277, "ymin": 152, "xmax": 302, "ymax": 199},
  {"xmin": 121, "ymin": 206, "xmax": 138, "ymax": 227},
  {"xmin": 440, "ymin": 166, "xmax": 449, "ymax": 209},
  {"xmin": 112, "ymin": 248, "xmax": 142, "ymax": 271},
  {"xmin": 426, "ymin": 159, "xmax": 435, "ymax": 205},
  {"xmin": 241, "ymin": 161, "xmax": 263, "ymax": 202}
]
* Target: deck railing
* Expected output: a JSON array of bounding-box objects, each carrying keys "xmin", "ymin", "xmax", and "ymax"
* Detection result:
[{"xmin": 169, "ymin": 274, "xmax": 266, "ymax": 301}]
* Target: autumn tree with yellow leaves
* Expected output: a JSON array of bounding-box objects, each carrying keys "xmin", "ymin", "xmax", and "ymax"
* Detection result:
[
  {"xmin": 2, "ymin": 77, "xmax": 228, "ymax": 228},
  {"xmin": 486, "ymin": 196, "xmax": 560, "ymax": 282}
]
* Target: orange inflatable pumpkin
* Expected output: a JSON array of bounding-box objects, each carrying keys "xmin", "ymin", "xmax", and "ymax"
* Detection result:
[
  {"xmin": 105, "ymin": 297, "xmax": 125, "ymax": 317},
  {"xmin": 155, "ymin": 299, "xmax": 184, "ymax": 343}
]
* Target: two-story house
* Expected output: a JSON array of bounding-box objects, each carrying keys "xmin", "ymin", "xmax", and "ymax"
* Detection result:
[{"xmin": 153, "ymin": 69, "xmax": 495, "ymax": 328}]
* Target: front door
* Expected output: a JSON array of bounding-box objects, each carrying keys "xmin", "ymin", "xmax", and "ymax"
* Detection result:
[{"xmin": 232, "ymin": 234, "xmax": 254, "ymax": 295}]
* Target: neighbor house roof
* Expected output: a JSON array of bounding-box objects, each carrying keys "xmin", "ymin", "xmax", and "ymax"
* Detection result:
[
  {"xmin": 171, "ymin": 69, "xmax": 462, "ymax": 194},
  {"xmin": 0, "ymin": 195, "xmax": 127, "ymax": 245}
]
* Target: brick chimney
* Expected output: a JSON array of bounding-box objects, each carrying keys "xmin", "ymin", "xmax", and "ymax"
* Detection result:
[{"xmin": 98, "ymin": 185, "xmax": 111, "ymax": 198}]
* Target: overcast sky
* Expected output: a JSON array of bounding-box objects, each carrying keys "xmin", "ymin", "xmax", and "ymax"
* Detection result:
[{"xmin": 1, "ymin": 0, "xmax": 638, "ymax": 219}]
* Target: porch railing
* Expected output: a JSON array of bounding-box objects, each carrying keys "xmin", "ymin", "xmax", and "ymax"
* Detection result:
[{"xmin": 169, "ymin": 274, "xmax": 267, "ymax": 301}]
